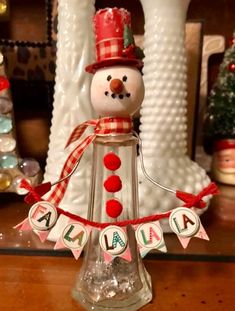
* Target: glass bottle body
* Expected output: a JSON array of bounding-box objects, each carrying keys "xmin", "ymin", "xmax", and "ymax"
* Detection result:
[{"xmin": 73, "ymin": 134, "xmax": 152, "ymax": 310}]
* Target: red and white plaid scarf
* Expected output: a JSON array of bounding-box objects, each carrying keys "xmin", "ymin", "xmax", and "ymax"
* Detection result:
[{"xmin": 47, "ymin": 117, "xmax": 132, "ymax": 205}]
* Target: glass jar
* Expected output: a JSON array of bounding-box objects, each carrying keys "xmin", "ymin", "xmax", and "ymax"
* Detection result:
[{"xmin": 72, "ymin": 134, "xmax": 152, "ymax": 310}]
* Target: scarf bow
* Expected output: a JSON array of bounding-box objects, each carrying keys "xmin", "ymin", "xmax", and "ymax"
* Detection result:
[{"xmin": 25, "ymin": 117, "xmax": 132, "ymax": 205}]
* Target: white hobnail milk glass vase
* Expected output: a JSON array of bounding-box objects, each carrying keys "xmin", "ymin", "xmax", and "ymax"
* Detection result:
[
  {"xmin": 139, "ymin": 0, "xmax": 211, "ymax": 231},
  {"xmin": 44, "ymin": 0, "xmax": 96, "ymax": 241}
]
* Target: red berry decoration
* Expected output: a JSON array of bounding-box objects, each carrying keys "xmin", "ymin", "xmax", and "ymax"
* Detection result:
[
  {"xmin": 103, "ymin": 152, "xmax": 121, "ymax": 171},
  {"xmin": 106, "ymin": 199, "xmax": 123, "ymax": 218},
  {"xmin": 0, "ymin": 76, "xmax": 10, "ymax": 91},
  {"xmin": 104, "ymin": 175, "xmax": 122, "ymax": 192},
  {"xmin": 122, "ymin": 44, "xmax": 136, "ymax": 59},
  {"xmin": 228, "ymin": 62, "xmax": 235, "ymax": 72}
]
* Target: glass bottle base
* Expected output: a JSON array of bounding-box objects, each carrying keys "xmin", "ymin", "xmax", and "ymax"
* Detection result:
[{"xmin": 72, "ymin": 270, "xmax": 152, "ymax": 311}]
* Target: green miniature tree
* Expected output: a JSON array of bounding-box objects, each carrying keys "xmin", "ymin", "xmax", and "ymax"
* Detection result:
[{"xmin": 204, "ymin": 31, "xmax": 235, "ymax": 145}]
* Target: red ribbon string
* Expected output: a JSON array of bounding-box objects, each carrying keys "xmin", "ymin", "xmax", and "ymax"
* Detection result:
[
  {"xmin": 55, "ymin": 207, "xmax": 172, "ymax": 229},
  {"xmin": 23, "ymin": 182, "xmax": 52, "ymax": 204},
  {"xmin": 20, "ymin": 179, "xmax": 43, "ymax": 203},
  {"xmin": 20, "ymin": 179, "xmax": 218, "ymax": 229},
  {"xmin": 176, "ymin": 182, "xmax": 219, "ymax": 209}
]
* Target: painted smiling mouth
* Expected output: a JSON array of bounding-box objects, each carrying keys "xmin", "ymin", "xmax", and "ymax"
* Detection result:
[{"xmin": 105, "ymin": 92, "xmax": 131, "ymax": 99}]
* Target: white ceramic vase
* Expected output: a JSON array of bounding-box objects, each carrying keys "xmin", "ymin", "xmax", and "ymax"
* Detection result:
[
  {"xmin": 44, "ymin": 0, "xmax": 96, "ymax": 241},
  {"xmin": 139, "ymin": 0, "xmax": 211, "ymax": 230}
]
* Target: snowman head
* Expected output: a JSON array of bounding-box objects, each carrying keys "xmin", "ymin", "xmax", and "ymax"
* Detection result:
[{"xmin": 90, "ymin": 65, "xmax": 144, "ymax": 117}]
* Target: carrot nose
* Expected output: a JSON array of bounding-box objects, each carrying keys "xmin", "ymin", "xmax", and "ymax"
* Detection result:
[{"xmin": 110, "ymin": 79, "xmax": 123, "ymax": 94}]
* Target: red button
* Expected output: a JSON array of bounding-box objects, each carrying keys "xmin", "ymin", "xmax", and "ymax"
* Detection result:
[
  {"xmin": 106, "ymin": 199, "xmax": 123, "ymax": 218},
  {"xmin": 104, "ymin": 175, "xmax": 122, "ymax": 192},
  {"xmin": 103, "ymin": 152, "xmax": 121, "ymax": 171}
]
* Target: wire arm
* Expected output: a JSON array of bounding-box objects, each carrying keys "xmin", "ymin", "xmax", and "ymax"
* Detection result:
[
  {"xmin": 51, "ymin": 156, "xmax": 82, "ymax": 186},
  {"xmin": 133, "ymin": 131, "xmax": 176, "ymax": 194}
]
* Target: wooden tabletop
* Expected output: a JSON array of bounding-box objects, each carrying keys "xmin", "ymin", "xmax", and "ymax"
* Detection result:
[{"xmin": 0, "ymin": 254, "xmax": 234, "ymax": 311}]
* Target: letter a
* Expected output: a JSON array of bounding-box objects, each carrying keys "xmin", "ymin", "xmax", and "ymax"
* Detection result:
[
  {"xmin": 64, "ymin": 225, "xmax": 85, "ymax": 246},
  {"xmin": 173, "ymin": 214, "xmax": 195, "ymax": 233},
  {"xmin": 37, "ymin": 212, "xmax": 52, "ymax": 227},
  {"xmin": 71, "ymin": 231, "xmax": 85, "ymax": 246},
  {"xmin": 140, "ymin": 227, "xmax": 160, "ymax": 245},
  {"xmin": 182, "ymin": 214, "xmax": 195, "ymax": 228},
  {"xmin": 112, "ymin": 231, "xmax": 125, "ymax": 248}
]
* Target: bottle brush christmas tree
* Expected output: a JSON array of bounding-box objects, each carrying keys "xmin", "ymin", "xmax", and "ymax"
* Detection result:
[{"xmin": 204, "ymin": 30, "xmax": 235, "ymax": 185}]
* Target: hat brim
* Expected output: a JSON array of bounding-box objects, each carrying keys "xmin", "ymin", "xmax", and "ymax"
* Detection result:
[{"xmin": 85, "ymin": 57, "xmax": 143, "ymax": 74}]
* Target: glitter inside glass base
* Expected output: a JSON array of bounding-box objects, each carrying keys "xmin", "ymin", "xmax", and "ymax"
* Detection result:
[{"xmin": 72, "ymin": 257, "xmax": 152, "ymax": 311}]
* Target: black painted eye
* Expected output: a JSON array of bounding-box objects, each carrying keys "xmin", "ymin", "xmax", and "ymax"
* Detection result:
[
  {"xmin": 107, "ymin": 75, "xmax": 112, "ymax": 81},
  {"xmin": 122, "ymin": 75, "xmax": 127, "ymax": 82}
]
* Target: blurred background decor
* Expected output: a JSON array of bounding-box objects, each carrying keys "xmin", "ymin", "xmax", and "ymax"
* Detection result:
[
  {"xmin": 0, "ymin": 0, "xmax": 55, "ymax": 171},
  {"xmin": 0, "ymin": 0, "xmax": 9, "ymax": 22},
  {"xmin": 0, "ymin": 51, "xmax": 41, "ymax": 193},
  {"xmin": 195, "ymin": 34, "xmax": 225, "ymax": 171}
]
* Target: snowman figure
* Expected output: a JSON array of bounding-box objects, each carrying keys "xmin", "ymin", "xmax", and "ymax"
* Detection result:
[{"xmin": 72, "ymin": 8, "xmax": 154, "ymax": 310}]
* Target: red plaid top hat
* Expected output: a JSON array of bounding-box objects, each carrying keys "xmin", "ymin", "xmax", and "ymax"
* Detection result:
[{"xmin": 85, "ymin": 8, "xmax": 144, "ymax": 73}]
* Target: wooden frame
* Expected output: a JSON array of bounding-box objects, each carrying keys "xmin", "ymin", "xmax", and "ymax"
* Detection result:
[
  {"xmin": 0, "ymin": 0, "xmax": 55, "ymax": 82},
  {"xmin": 0, "ymin": 0, "xmax": 53, "ymax": 47},
  {"xmin": 185, "ymin": 20, "xmax": 204, "ymax": 159}
]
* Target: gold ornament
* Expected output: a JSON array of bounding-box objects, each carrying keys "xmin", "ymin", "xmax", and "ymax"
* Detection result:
[
  {"xmin": 0, "ymin": 172, "xmax": 12, "ymax": 190},
  {"xmin": 0, "ymin": 1, "xmax": 7, "ymax": 15}
]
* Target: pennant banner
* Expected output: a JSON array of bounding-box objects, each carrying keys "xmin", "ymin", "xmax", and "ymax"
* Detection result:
[{"xmin": 14, "ymin": 204, "xmax": 210, "ymax": 260}]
